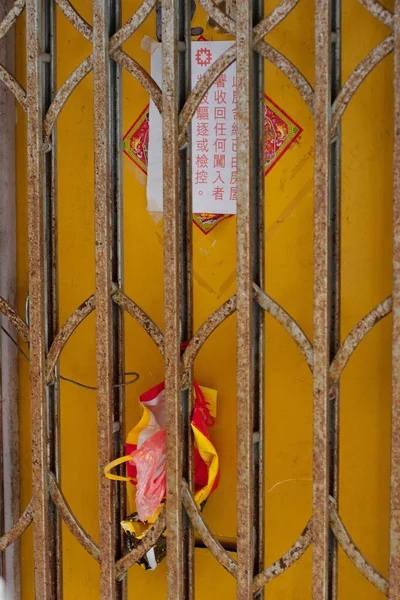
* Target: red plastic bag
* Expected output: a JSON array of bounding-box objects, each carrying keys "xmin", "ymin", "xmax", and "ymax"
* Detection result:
[
  {"xmin": 129, "ymin": 428, "xmax": 167, "ymax": 521},
  {"xmin": 105, "ymin": 381, "xmax": 219, "ymax": 520},
  {"xmin": 104, "ymin": 380, "xmax": 219, "ymax": 570}
]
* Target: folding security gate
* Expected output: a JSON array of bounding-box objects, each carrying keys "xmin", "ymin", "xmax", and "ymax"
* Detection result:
[{"xmin": 0, "ymin": 0, "xmax": 399, "ymax": 598}]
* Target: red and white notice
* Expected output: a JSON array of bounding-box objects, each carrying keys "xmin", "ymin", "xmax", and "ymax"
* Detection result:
[{"xmin": 147, "ymin": 41, "xmax": 237, "ymax": 215}]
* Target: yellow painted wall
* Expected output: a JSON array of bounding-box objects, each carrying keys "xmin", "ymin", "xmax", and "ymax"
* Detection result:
[{"xmin": 14, "ymin": 0, "xmax": 394, "ymax": 597}]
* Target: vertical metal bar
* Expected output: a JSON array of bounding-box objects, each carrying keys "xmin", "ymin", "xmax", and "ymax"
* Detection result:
[
  {"xmin": 109, "ymin": 0, "xmax": 125, "ymax": 594},
  {"xmin": 181, "ymin": 0, "xmax": 194, "ymax": 596},
  {"xmin": 162, "ymin": 0, "xmax": 184, "ymax": 597},
  {"xmin": 390, "ymin": 2, "xmax": 400, "ymax": 598},
  {"xmin": 43, "ymin": 0, "xmax": 62, "ymax": 592},
  {"xmin": 236, "ymin": 0, "xmax": 255, "ymax": 596},
  {"xmin": 26, "ymin": 0, "xmax": 52, "ymax": 595},
  {"xmin": 0, "ymin": 0, "xmax": 19, "ymax": 591},
  {"xmin": 313, "ymin": 1, "xmax": 331, "ymax": 599},
  {"xmin": 0, "ymin": 344, "xmax": 4, "ymax": 581},
  {"xmin": 328, "ymin": 0, "xmax": 341, "ymax": 597},
  {"xmin": 108, "ymin": 0, "xmax": 124, "ymax": 594},
  {"xmin": 252, "ymin": 0, "xmax": 265, "ymax": 594},
  {"xmin": 93, "ymin": 0, "xmax": 117, "ymax": 595}
]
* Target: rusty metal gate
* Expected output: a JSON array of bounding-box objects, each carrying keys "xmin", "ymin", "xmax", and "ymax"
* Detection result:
[{"xmin": 0, "ymin": 0, "xmax": 398, "ymax": 598}]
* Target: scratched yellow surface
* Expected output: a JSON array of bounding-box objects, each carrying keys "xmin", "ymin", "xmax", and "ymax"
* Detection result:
[{"xmin": 14, "ymin": 0, "xmax": 393, "ymax": 597}]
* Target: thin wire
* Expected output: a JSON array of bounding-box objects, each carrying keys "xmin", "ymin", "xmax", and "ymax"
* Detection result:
[
  {"xmin": 1, "ymin": 325, "xmax": 30, "ymax": 360},
  {"xmin": 1, "ymin": 325, "xmax": 139, "ymax": 390}
]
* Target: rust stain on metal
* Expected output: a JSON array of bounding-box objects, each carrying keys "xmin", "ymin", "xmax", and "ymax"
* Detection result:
[
  {"xmin": 181, "ymin": 284, "xmax": 314, "ymax": 386},
  {"xmin": 200, "ymin": 0, "xmax": 300, "ymax": 44},
  {"xmin": 108, "ymin": 0, "xmax": 157, "ymax": 53},
  {"xmin": 197, "ymin": 0, "xmax": 236, "ymax": 35},
  {"xmin": 115, "ymin": 510, "xmax": 166, "ymax": 579},
  {"xmin": 182, "ymin": 480, "xmax": 238, "ymax": 577},
  {"xmin": 3, "ymin": 0, "xmax": 399, "ymax": 594},
  {"xmin": 0, "ymin": 0, "xmax": 24, "ymax": 41},
  {"xmin": 179, "ymin": 0, "xmax": 314, "ymax": 142},
  {"xmin": 252, "ymin": 0, "xmax": 299, "ymax": 43},
  {"xmin": 180, "ymin": 40, "xmax": 314, "ymax": 142},
  {"xmin": 112, "ymin": 290, "xmax": 165, "ymax": 354},
  {"xmin": 254, "ymin": 41, "xmax": 314, "ymax": 113},
  {"xmin": 330, "ymin": 504, "xmax": 388, "ymax": 596},
  {"xmin": 179, "ymin": 45, "xmax": 236, "ymax": 143},
  {"xmin": 205, "ymin": 0, "xmax": 236, "ymax": 33},
  {"xmin": 111, "ymin": 48, "xmax": 162, "ymax": 115},
  {"xmin": 0, "ymin": 297, "xmax": 30, "ymax": 344},
  {"xmin": 329, "ymin": 296, "xmax": 392, "ymax": 392},
  {"xmin": 235, "ymin": 0, "xmax": 255, "ymax": 596},
  {"xmin": 312, "ymin": 1, "xmax": 331, "ymax": 599},
  {"xmin": 93, "ymin": 0, "xmax": 117, "ymax": 593},
  {"xmin": 46, "ymin": 294, "xmax": 96, "ymax": 383},
  {"xmin": 48, "ymin": 473, "xmax": 100, "ymax": 563},
  {"xmin": 181, "ymin": 295, "xmax": 236, "ymax": 382},
  {"xmin": 358, "ymin": 0, "xmax": 393, "ymax": 28},
  {"xmin": 43, "ymin": 55, "xmax": 93, "ymax": 141},
  {"xmin": 254, "ymin": 284, "xmax": 314, "ymax": 370},
  {"xmin": 0, "ymin": 64, "xmax": 27, "ymax": 110},
  {"xmin": 0, "ymin": 500, "xmax": 33, "ymax": 551},
  {"xmin": 331, "ymin": 36, "xmax": 394, "ymax": 134},
  {"xmin": 55, "ymin": 0, "xmax": 93, "ymax": 41},
  {"xmin": 26, "ymin": 0, "xmax": 53, "ymax": 593},
  {"xmin": 161, "ymin": 0, "xmax": 184, "ymax": 597},
  {"xmin": 390, "ymin": 2, "xmax": 400, "ymax": 598},
  {"xmin": 252, "ymin": 521, "xmax": 312, "ymax": 592}
]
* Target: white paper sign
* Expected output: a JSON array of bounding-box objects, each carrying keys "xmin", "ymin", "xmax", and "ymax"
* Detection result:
[
  {"xmin": 146, "ymin": 45, "xmax": 163, "ymax": 213},
  {"xmin": 146, "ymin": 41, "xmax": 237, "ymax": 215}
]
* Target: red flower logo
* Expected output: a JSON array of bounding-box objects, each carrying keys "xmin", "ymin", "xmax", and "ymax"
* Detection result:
[{"xmin": 195, "ymin": 48, "xmax": 212, "ymax": 67}]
